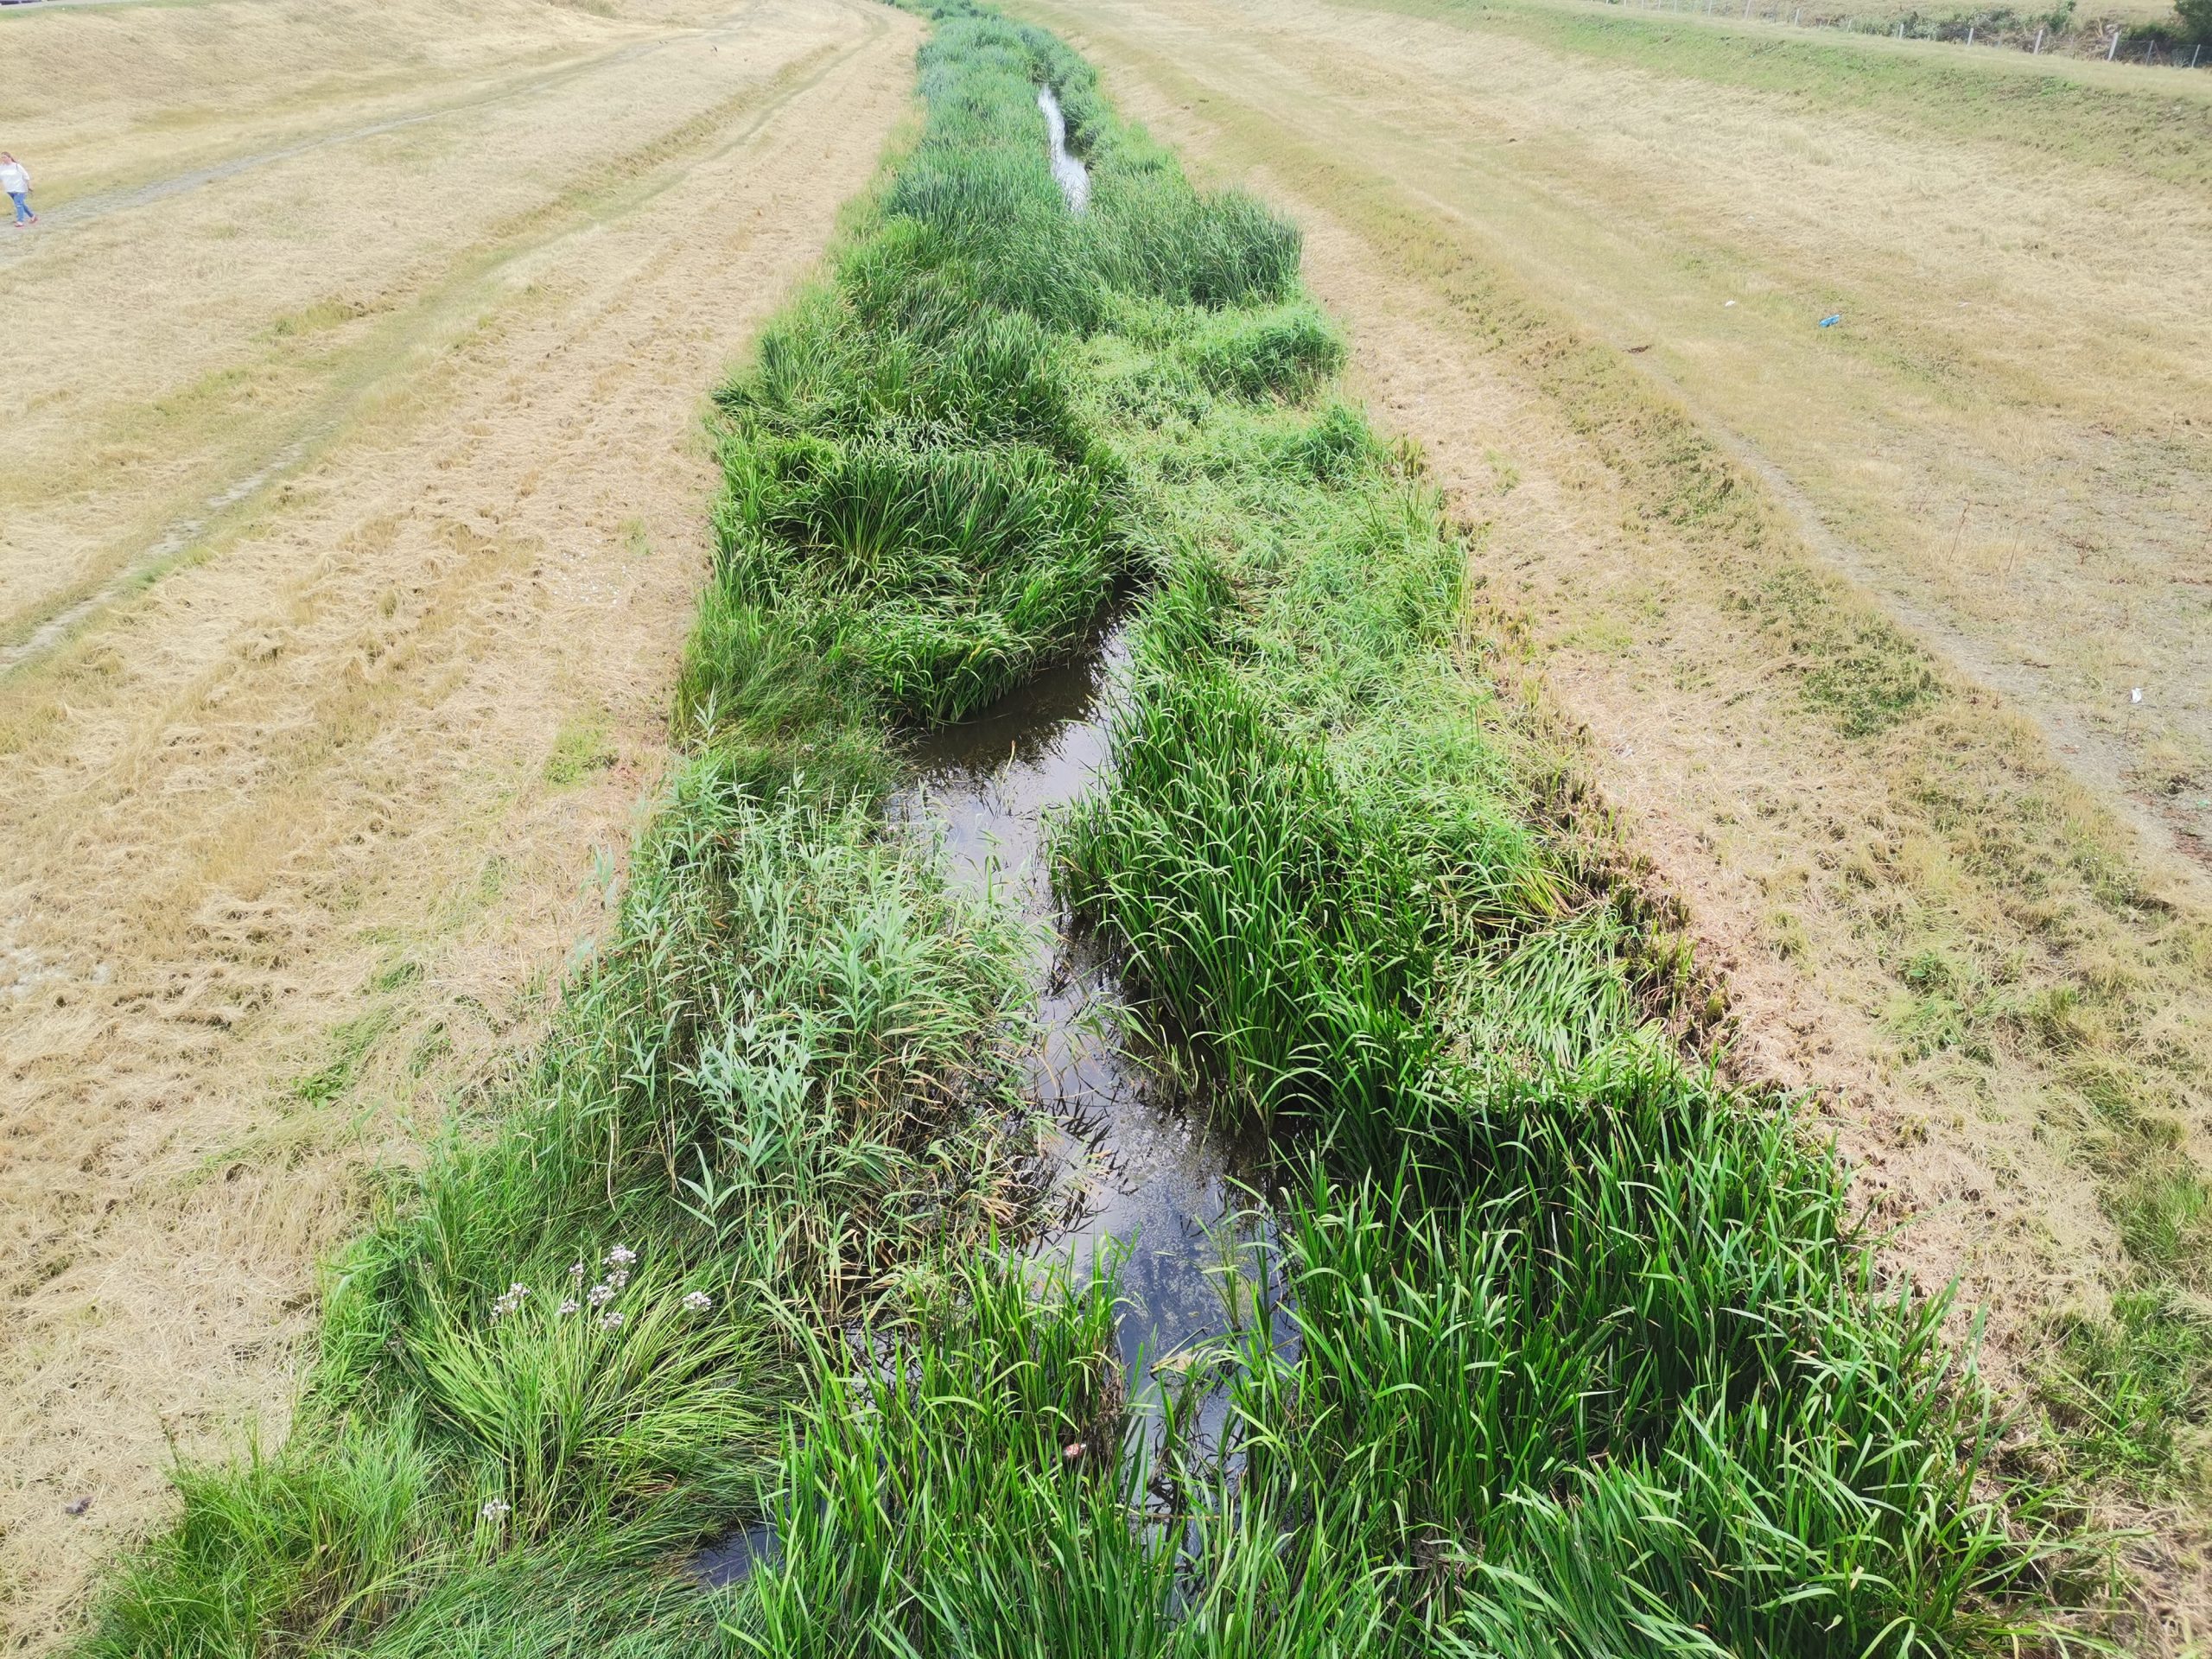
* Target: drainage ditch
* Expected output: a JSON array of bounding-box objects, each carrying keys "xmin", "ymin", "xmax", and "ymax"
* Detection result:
[{"xmin": 696, "ymin": 95, "xmax": 1278, "ymax": 1590}]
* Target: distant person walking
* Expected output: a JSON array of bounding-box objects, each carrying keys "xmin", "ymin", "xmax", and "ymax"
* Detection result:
[{"xmin": 2, "ymin": 154, "xmax": 36, "ymax": 226}]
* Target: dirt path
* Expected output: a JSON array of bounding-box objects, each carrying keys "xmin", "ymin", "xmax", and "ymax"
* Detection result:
[
  {"xmin": 0, "ymin": 0, "xmax": 920, "ymax": 1643},
  {"xmin": 0, "ymin": 4, "xmax": 881, "ymax": 677},
  {"xmin": 0, "ymin": 0, "xmax": 869, "ymax": 647},
  {"xmin": 0, "ymin": 38, "xmax": 661, "ymax": 248}
]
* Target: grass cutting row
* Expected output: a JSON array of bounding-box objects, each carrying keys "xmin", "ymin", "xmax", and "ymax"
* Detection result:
[{"xmin": 79, "ymin": 3, "xmax": 2107, "ymax": 1654}]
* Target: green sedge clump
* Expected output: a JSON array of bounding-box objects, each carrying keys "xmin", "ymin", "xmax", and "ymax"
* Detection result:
[{"xmin": 690, "ymin": 7, "xmax": 1305, "ymax": 735}]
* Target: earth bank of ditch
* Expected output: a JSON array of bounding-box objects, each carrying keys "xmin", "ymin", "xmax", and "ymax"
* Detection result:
[{"xmin": 79, "ymin": 3, "xmax": 2108, "ymax": 1655}]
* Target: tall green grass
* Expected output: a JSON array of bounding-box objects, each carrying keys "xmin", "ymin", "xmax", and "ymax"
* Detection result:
[
  {"xmin": 744, "ymin": 368, "xmax": 2089, "ymax": 1659},
  {"xmin": 81, "ymin": 3, "xmax": 2101, "ymax": 1653},
  {"xmin": 79, "ymin": 3, "xmax": 1316, "ymax": 1652},
  {"xmin": 697, "ymin": 3, "xmax": 1306, "ymax": 728},
  {"xmin": 741, "ymin": 8, "xmax": 2096, "ymax": 1653},
  {"xmin": 85, "ymin": 781, "xmax": 1039, "ymax": 1656}
]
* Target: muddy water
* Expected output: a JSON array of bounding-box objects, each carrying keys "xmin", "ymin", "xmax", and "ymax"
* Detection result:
[
  {"xmin": 1039, "ymin": 85, "xmax": 1090, "ymax": 213},
  {"xmin": 695, "ymin": 625, "xmax": 1277, "ymax": 1590},
  {"xmin": 893, "ymin": 624, "xmax": 1272, "ymax": 1402}
]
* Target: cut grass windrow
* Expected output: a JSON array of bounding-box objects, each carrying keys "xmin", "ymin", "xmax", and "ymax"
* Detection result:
[{"xmin": 83, "ymin": 3, "xmax": 2105, "ymax": 1654}]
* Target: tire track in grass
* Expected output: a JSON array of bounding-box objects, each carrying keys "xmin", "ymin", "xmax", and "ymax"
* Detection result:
[{"xmin": 0, "ymin": 6, "xmax": 789, "ymax": 249}]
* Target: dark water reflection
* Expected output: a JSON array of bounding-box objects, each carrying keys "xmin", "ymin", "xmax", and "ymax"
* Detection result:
[
  {"xmin": 693, "ymin": 1519, "xmax": 779, "ymax": 1588},
  {"xmin": 696, "ymin": 624, "xmax": 1286, "ymax": 1589},
  {"xmin": 893, "ymin": 624, "xmax": 1279, "ymax": 1409}
]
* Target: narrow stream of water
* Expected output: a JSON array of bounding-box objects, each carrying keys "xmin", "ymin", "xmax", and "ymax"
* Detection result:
[
  {"xmin": 893, "ymin": 623, "xmax": 1273, "ymax": 1401},
  {"xmin": 696, "ymin": 94, "xmax": 1260, "ymax": 1591},
  {"xmin": 1039, "ymin": 84, "xmax": 1090, "ymax": 213},
  {"xmin": 696, "ymin": 623, "xmax": 1275, "ymax": 1588}
]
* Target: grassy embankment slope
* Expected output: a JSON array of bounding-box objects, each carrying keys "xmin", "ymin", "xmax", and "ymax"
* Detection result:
[
  {"xmin": 0, "ymin": 0, "xmax": 931, "ymax": 1637},
  {"xmin": 82, "ymin": 6, "xmax": 2095, "ymax": 1654},
  {"xmin": 1011, "ymin": 0, "xmax": 2212, "ymax": 1559},
  {"xmin": 1410, "ymin": 0, "xmax": 2212, "ymax": 1531},
  {"xmin": 0, "ymin": 0, "xmax": 919, "ymax": 1641}
]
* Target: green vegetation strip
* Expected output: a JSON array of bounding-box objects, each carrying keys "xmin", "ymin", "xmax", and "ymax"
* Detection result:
[{"xmin": 87, "ymin": 5, "xmax": 2098, "ymax": 1655}]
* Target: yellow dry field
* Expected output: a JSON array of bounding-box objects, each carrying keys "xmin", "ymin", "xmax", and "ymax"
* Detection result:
[
  {"xmin": 1012, "ymin": 0, "xmax": 2212, "ymax": 1624},
  {"xmin": 0, "ymin": 0, "xmax": 919, "ymax": 1642}
]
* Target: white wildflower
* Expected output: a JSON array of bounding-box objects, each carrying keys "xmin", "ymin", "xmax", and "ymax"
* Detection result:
[
  {"xmin": 480, "ymin": 1497, "xmax": 512, "ymax": 1523},
  {"xmin": 605, "ymin": 1267, "xmax": 631, "ymax": 1292},
  {"xmin": 599, "ymin": 1310, "xmax": 625, "ymax": 1332},
  {"xmin": 491, "ymin": 1283, "xmax": 529, "ymax": 1319},
  {"xmin": 604, "ymin": 1243, "xmax": 638, "ymax": 1270},
  {"xmin": 683, "ymin": 1291, "xmax": 712, "ymax": 1313},
  {"xmin": 569, "ymin": 1260, "xmax": 587, "ymax": 1282},
  {"xmin": 586, "ymin": 1281, "xmax": 615, "ymax": 1308},
  {"xmin": 557, "ymin": 1299, "xmax": 579, "ymax": 1317}
]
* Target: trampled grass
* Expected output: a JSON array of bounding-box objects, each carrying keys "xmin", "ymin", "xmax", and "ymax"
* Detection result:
[{"xmin": 78, "ymin": 1, "xmax": 2113, "ymax": 1652}]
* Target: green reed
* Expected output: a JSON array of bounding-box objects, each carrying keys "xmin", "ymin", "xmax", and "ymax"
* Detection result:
[{"xmin": 748, "ymin": 8, "xmax": 2097, "ymax": 1654}]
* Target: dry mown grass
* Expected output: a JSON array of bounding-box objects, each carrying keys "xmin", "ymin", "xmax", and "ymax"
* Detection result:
[
  {"xmin": 0, "ymin": 0, "xmax": 922, "ymax": 1644},
  {"xmin": 0, "ymin": 0, "xmax": 840, "ymax": 646},
  {"xmin": 1010, "ymin": 0, "xmax": 2212, "ymax": 1639}
]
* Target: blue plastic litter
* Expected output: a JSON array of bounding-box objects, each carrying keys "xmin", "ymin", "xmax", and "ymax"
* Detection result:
[{"xmin": 1818, "ymin": 314, "xmax": 1842, "ymax": 327}]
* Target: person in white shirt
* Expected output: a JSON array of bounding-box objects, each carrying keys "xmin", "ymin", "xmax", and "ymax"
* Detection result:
[{"xmin": 1, "ymin": 156, "xmax": 36, "ymax": 227}]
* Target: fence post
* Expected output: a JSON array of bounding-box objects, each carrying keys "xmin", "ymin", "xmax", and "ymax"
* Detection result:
[
  {"xmin": 2107, "ymin": 28, "xmax": 2120, "ymax": 58},
  {"xmin": 2194, "ymin": 43, "xmax": 2203, "ymax": 66},
  {"xmin": 2033, "ymin": 25, "xmax": 2044, "ymax": 51},
  {"xmin": 1896, "ymin": 20, "xmax": 1903, "ymax": 35},
  {"xmin": 1966, "ymin": 23, "xmax": 1974, "ymax": 42}
]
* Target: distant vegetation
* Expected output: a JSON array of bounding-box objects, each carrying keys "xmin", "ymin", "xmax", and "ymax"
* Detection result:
[
  {"xmin": 79, "ymin": 3, "xmax": 2107, "ymax": 1654},
  {"xmin": 754, "ymin": 6, "xmax": 2100, "ymax": 1651},
  {"xmin": 1624, "ymin": 0, "xmax": 2206, "ymax": 53}
]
